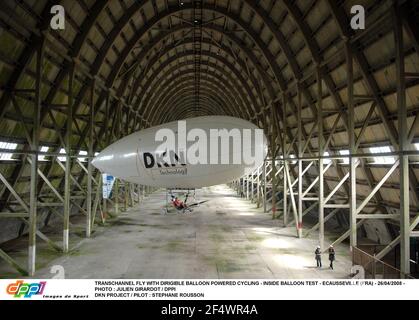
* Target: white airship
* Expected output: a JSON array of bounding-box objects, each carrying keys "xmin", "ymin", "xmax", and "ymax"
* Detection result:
[{"xmin": 92, "ymin": 116, "xmax": 267, "ymax": 188}]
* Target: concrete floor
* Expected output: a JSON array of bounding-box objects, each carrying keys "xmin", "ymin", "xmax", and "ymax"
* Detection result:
[{"xmin": 1, "ymin": 185, "xmax": 352, "ymax": 279}]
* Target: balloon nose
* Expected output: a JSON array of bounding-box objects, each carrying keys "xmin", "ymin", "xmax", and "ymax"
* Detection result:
[
  {"xmin": 91, "ymin": 149, "xmax": 114, "ymax": 172},
  {"xmin": 91, "ymin": 152, "xmax": 102, "ymax": 171}
]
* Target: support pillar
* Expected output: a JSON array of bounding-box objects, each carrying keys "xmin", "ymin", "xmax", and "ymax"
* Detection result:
[
  {"xmin": 124, "ymin": 182, "xmax": 129, "ymax": 211},
  {"xmin": 297, "ymin": 84, "xmax": 303, "ymax": 238},
  {"xmin": 271, "ymin": 156, "xmax": 277, "ymax": 219},
  {"xmin": 103, "ymin": 193, "xmax": 107, "ymax": 219},
  {"xmin": 63, "ymin": 63, "xmax": 74, "ymax": 253},
  {"xmin": 246, "ymin": 174, "xmax": 249, "ymax": 200},
  {"xmin": 395, "ymin": 4, "xmax": 410, "ymax": 277},
  {"xmin": 317, "ymin": 67, "xmax": 324, "ymax": 250},
  {"xmin": 263, "ymin": 161, "xmax": 267, "ymax": 213},
  {"xmin": 86, "ymin": 80, "xmax": 95, "ymax": 238},
  {"xmin": 251, "ymin": 170, "xmax": 255, "ymax": 203},
  {"xmin": 28, "ymin": 40, "xmax": 44, "ymax": 276},
  {"xmin": 346, "ymin": 41, "xmax": 358, "ymax": 250},
  {"xmin": 256, "ymin": 166, "xmax": 260, "ymax": 208},
  {"xmin": 282, "ymin": 93, "xmax": 288, "ymax": 226},
  {"xmin": 115, "ymin": 179, "xmax": 119, "ymax": 215}
]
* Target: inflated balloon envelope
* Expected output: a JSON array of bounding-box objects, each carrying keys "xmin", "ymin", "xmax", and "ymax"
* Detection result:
[{"xmin": 92, "ymin": 116, "xmax": 268, "ymax": 188}]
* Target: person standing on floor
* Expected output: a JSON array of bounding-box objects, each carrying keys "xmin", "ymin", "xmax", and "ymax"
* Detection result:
[
  {"xmin": 328, "ymin": 245, "xmax": 336, "ymax": 270},
  {"xmin": 315, "ymin": 246, "xmax": 322, "ymax": 268}
]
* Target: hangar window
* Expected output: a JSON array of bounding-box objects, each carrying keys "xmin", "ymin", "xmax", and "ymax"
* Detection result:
[
  {"xmin": 415, "ymin": 143, "xmax": 419, "ymax": 151},
  {"xmin": 323, "ymin": 152, "xmax": 332, "ymax": 164},
  {"xmin": 38, "ymin": 146, "xmax": 49, "ymax": 161},
  {"xmin": 58, "ymin": 148, "xmax": 67, "ymax": 162},
  {"xmin": 369, "ymin": 146, "xmax": 395, "ymax": 164},
  {"xmin": 78, "ymin": 150, "xmax": 88, "ymax": 162},
  {"xmin": 0, "ymin": 141, "xmax": 18, "ymax": 161},
  {"xmin": 339, "ymin": 150, "xmax": 350, "ymax": 165}
]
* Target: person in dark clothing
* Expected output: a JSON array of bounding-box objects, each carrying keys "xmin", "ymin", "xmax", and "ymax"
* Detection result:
[
  {"xmin": 315, "ymin": 246, "xmax": 322, "ymax": 268},
  {"xmin": 328, "ymin": 245, "xmax": 336, "ymax": 270}
]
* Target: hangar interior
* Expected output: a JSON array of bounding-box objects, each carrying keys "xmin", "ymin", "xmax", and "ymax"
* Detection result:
[{"xmin": 0, "ymin": 0, "xmax": 418, "ymax": 279}]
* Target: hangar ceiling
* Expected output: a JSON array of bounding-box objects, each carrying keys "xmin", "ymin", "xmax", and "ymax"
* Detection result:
[{"xmin": 0, "ymin": 0, "xmax": 418, "ymax": 276}]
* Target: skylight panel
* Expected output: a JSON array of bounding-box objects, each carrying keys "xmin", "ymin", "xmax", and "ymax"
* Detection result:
[
  {"xmin": 323, "ymin": 152, "xmax": 332, "ymax": 164},
  {"xmin": 339, "ymin": 150, "xmax": 350, "ymax": 165},
  {"xmin": 0, "ymin": 142, "xmax": 18, "ymax": 161},
  {"xmin": 58, "ymin": 148, "xmax": 67, "ymax": 162},
  {"xmin": 78, "ymin": 150, "xmax": 88, "ymax": 162},
  {"xmin": 38, "ymin": 146, "xmax": 49, "ymax": 161},
  {"xmin": 369, "ymin": 146, "xmax": 395, "ymax": 164}
]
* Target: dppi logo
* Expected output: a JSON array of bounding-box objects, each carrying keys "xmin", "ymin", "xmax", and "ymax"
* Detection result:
[{"xmin": 6, "ymin": 280, "xmax": 46, "ymax": 298}]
